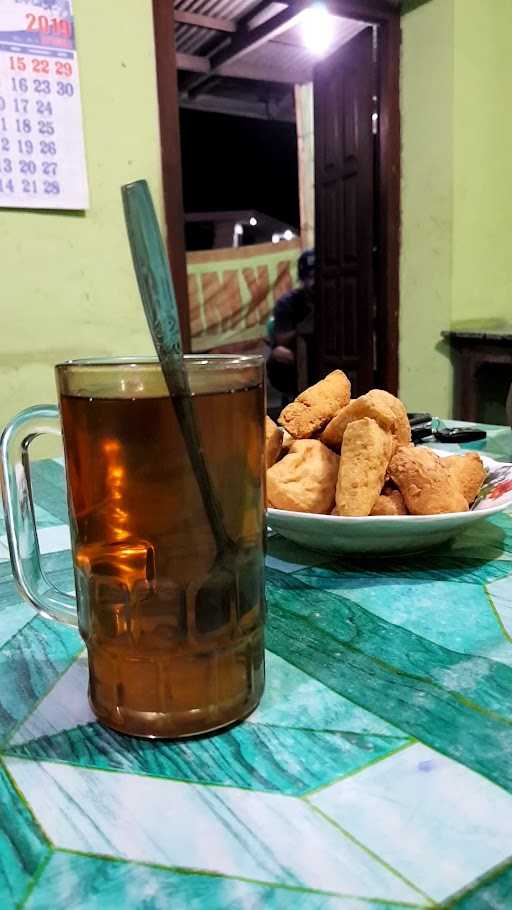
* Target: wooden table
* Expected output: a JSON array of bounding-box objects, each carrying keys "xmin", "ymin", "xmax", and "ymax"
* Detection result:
[{"xmin": 2, "ymin": 427, "xmax": 512, "ymax": 907}]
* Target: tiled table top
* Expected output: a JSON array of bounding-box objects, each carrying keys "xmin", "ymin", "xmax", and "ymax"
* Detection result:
[{"xmin": 2, "ymin": 428, "xmax": 512, "ymax": 908}]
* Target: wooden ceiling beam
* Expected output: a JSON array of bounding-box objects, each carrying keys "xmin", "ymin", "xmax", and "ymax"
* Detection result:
[
  {"xmin": 236, "ymin": 0, "xmax": 288, "ymax": 29},
  {"xmin": 176, "ymin": 52, "xmax": 210, "ymax": 74},
  {"xmin": 180, "ymin": 92, "xmax": 295, "ymax": 122},
  {"xmin": 177, "ymin": 51, "xmax": 307, "ymax": 84},
  {"xmin": 325, "ymin": 0, "xmax": 396, "ymax": 21},
  {"xmin": 218, "ymin": 60, "xmax": 307, "ymax": 83},
  {"xmin": 214, "ymin": 0, "xmax": 311, "ymax": 67},
  {"xmin": 174, "ymin": 10, "xmax": 236, "ymax": 32}
]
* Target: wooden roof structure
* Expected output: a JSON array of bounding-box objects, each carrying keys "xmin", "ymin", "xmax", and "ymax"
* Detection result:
[{"xmin": 175, "ymin": 0, "xmax": 398, "ymax": 121}]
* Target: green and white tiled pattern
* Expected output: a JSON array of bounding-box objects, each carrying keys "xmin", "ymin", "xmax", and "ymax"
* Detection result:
[{"xmin": 1, "ymin": 426, "xmax": 512, "ymax": 907}]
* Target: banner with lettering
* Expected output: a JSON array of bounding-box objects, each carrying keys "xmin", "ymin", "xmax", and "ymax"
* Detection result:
[{"xmin": 187, "ymin": 239, "xmax": 301, "ymax": 352}]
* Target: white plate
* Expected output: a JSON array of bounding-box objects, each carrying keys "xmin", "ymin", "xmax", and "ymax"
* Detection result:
[{"xmin": 267, "ymin": 452, "xmax": 512, "ymax": 555}]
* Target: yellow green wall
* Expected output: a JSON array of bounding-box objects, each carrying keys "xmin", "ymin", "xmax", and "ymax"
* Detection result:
[
  {"xmin": 0, "ymin": 0, "xmax": 162, "ymax": 434},
  {"xmin": 399, "ymin": 0, "xmax": 454, "ymax": 416},
  {"xmin": 452, "ymin": 0, "xmax": 512, "ymax": 324},
  {"xmin": 400, "ymin": 0, "xmax": 512, "ymax": 416},
  {"xmin": 4, "ymin": 0, "xmax": 511, "ymax": 427}
]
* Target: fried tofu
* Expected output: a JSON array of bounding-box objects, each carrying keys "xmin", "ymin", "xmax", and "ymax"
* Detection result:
[
  {"xmin": 267, "ymin": 439, "xmax": 339, "ymax": 514},
  {"xmin": 336, "ymin": 418, "xmax": 393, "ymax": 516},
  {"xmin": 278, "ymin": 370, "xmax": 351, "ymax": 439},
  {"xmin": 321, "ymin": 389, "xmax": 411, "ymax": 450},
  {"xmin": 389, "ymin": 446, "xmax": 468, "ymax": 515},
  {"xmin": 443, "ymin": 452, "xmax": 485, "ymax": 505},
  {"xmin": 265, "ymin": 416, "xmax": 283, "ymax": 468},
  {"xmin": 370, "ymin": 487, "xmax": 408, "ymax": 516}
]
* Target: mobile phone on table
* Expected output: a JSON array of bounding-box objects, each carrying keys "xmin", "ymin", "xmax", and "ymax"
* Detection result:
[{"xmin": 407, "ymin": 413, "xmax": 486, "ymax": 444}]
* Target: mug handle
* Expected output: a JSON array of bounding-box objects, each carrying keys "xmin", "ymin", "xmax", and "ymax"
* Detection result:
[{"xmin": 0, "ymin": 405, "xmax": 78, "ymax": 627}]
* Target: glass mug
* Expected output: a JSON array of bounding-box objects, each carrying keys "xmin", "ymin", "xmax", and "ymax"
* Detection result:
[{"xmin": 1, "ymin": 356, "xmax": 266, "ymax": 738}]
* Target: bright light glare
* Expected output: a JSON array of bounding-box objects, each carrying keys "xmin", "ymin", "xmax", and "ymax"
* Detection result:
[
  {"xmin": 272, "ymin": 233, "xmax": 280, "ymax": 244},
  {"xmin": 249, "ymin": 216, "xmax": 257, "ymax": 226},
  {"xmin": 234, "ymin": 222, "xmax": 243, "ymax": 235},
  {"xmin": 301, "ymin": 4, "xmax": 332, "ymax": 56},
  {"xmin": 283, "ymin": 229, "xmax": 294, "ymax": 240}
]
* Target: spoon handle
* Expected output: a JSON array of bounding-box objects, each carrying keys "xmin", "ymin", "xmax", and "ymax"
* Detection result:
[
  {"xmin": 122, "ymin": 180, "xmax": 186, "ymax": 390},
  {"xmin": 122, "ymin": 180, "xmax": 231, "ymax": 552}
]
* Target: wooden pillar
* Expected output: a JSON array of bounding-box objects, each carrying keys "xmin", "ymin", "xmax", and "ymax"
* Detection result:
[
  {"xmin": 152, "ymin": 0, "xmax": 191, "ymax": 350},
  {"xmin": 294, "ymin": 83, "xmax": 315, "ymax": 250}
]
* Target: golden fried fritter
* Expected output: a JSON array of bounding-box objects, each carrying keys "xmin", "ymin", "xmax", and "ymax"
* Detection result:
[
  {"xmin": 278, "ymin": 370, "xmax": 351, "ymax": 439},
  {"xmin": 370, "ymin": 487, "xmax": 408, "ymax": 516},
  {"xmin": 321, "ymin": 391, "xmax": 394, "ymax": 449},
  {"xmin": 281, "ymin": 429, "xmax": 293, "ymax": 453},
  {"xmin": 265, "ymin": 416, "xmax": 283, "ymax": 468},
  {"xmin": 336, "ymin": 418, "xmax": 393, "ymax": 516},
  {"xmin": 389, "ymin": 446, "xmax": 468, "ymax": 515},
  {"xmin": 321, "ymin": 389, "xmax": 411, "ymax": 450},
  {"xmin": 384, "ymin": 392, "xmax": 411, "ymax": 447},
  {"xmin": 267, "ymin": 440, "xmax": 339, "ymax": 514},
  {"xmin": 443, "ymin": 452, "xmax": 485, "ymax": 505}
]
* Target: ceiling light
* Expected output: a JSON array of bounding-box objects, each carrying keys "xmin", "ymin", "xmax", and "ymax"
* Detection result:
[
  {"xmin": 249, "ymin": 216, "xmax": 257, "ymax": 226},
  {"xmin": 301, "ymin": 4, "xmax": 332, "ymax": 57}
]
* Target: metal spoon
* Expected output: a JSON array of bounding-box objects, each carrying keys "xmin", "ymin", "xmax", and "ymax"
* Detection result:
[{"xmin": 121, "ymin": 180, "xmax": 244, "ymax": 636}]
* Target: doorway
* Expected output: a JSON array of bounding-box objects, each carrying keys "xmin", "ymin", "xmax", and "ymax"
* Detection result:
[
  {"xmin": 313, "ymin": 18, "xmax": 399, "ymax": 395},
  {"xmin": 152, "ymin": 0, "xmax": 400, "ymax": 390}
]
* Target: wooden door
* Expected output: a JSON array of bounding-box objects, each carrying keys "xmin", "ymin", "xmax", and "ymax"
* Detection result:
[{"xmin": 313, "ymin": 27, "xmax": 375, "ymax": 394}]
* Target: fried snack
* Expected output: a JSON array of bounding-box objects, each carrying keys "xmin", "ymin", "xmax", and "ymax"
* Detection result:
[
  {"xmin": 278, "ymin": 370, "xmax": 351, "ymax": 439},
  {"xmin": 265, "ymin": 416, "xmax": 283, "ymax": 468},
  {"xmin": 281, "ymin": 429, "xmax": 293, "ymax": 453},
  {"xmin": 321, "ymin": 389, "xmax": 411, "ymax": 450},
  {"xmin": 321, "ymin": 391, "xmax": 394, "ymax": 449},
  {"xmin": 443, "ymin": 452, "xmax": 485, "ymax": 505},
  {"xmin": 389, "ymin": 446, "xmax": 468, "ymax": 515},
  {"xmin": 267, "ymin": 440, "xmax": 339, "ymax": 514},
  {"xmin": 371, "ymin": 487, "xmax": 408, "ymax": 516},
  {"xmin": 336, "ymin": 418, "xmax": 393, "ymax": 516},
  {"xmin": 382, "ymin": 392, "xmax": 411, "ymax": 447}
]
